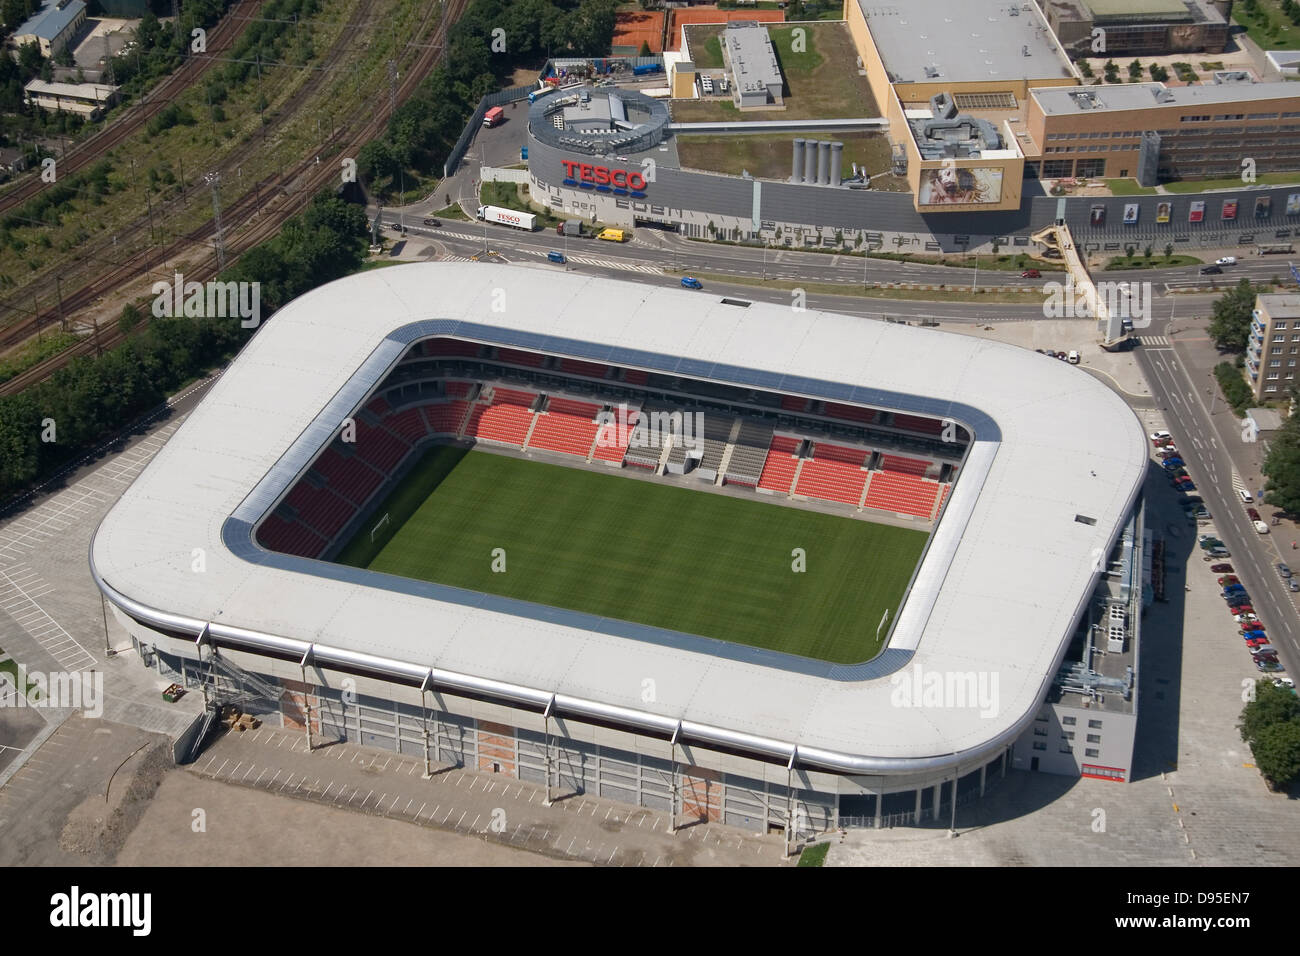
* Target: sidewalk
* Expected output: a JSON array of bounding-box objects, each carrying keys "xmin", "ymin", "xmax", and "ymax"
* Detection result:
[{"xmin": 188, "ymin": 725, "xmax": 788, "ymax": 867}]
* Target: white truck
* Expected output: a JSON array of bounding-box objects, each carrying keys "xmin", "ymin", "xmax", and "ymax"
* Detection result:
[{"xmin": 476, "ymin": 205, "xmax": 535, "ymax": 231}]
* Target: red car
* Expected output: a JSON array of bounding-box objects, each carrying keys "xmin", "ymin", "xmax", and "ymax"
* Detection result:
[
  {"xmin": 1217, "ymin": 575, "xmax": 1240, "ymax": 586},
  {"xmin": 1229, "ymin": 604, "xmax": 1254, "ymax": 615},
  {"xmin": 1247, "ymin": 507, "xmax": 1261, "ymax": 521},
  {"xmin": 1242, "ymin": 625, "xmax": 1266, "ymax": 634},
  {"xmin": 1245, "ymin": 637, "xmax": 1270, "ymax": 647},
  {"xmin": 1211, "ymin": 563, "xmax": 1235, "ymax": 573},
  {"xmin": 1021, "ymin": 269, "xmax": 1041, "ymax": 278}
]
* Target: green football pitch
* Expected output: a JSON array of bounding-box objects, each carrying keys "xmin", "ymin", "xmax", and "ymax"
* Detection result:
[{"xmin": 334, "ymin": 445, "xmax": 929, "ymax": 664}]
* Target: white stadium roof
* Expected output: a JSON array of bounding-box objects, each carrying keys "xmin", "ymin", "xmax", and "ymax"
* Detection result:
[{"xmin": 92, "ymin": 263, "xmax": 1147, "ymax": 775}]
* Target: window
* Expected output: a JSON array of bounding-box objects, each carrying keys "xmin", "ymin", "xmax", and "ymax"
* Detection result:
[
  {"xmin": 1292, "ymin": 335, "xmax": 1300, "ymax": 341},
  {"xmin": 1271, "ymin": 360, "xmax": 1281, "ymax": 368},
  {"xmin": 1032, "ymin": 741, "xmax": 1047, "ymax": 751},
  {"xmin": 1062, "ymin": 716, "xmax": 1076, "ymax": 726},
  {"xmin": 1087, "ymin": 734, "xmax": 1101, "ymax": 743},
  {"xmin": 1267, "ymin": 385, "xmax": 1278, "ymax": 393},
  {"xmin": 1060, "ymin": 745, "xmax": 1073, "ymax": 754},
  {"xmin": 1276, "ymin": 322, "xmax": 1288, "ymax": 330},
  {"xmin": 1033, "ymin": 726, "xmax": 1048, "ymax": 736},
  {"xmin": 1063, "ymin": 731, "xmax": 1075, "ymax": 740},
  {"xmin": 1268, "ymin": 372, "xmax": 1280, "ymax": 380},
  {"xmin": 1085, "ymin": 748, "xmax": 1100, "ymax": 758},
  {"xmin": 1273, "ymin": 347, "xmax": 1283, "ymax": 354}
]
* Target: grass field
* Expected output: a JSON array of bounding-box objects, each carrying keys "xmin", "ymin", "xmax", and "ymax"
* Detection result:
[
  {"xmin": 675, "ymin": 131, "xmax": 896, "ymax": 183},
  {"xmin": 336, "ymin": 446, "xmax": 928, "ymax": 664},
  {"xmin": 671, "ymin": 22, "xmax": 880, "ymax": 123}
]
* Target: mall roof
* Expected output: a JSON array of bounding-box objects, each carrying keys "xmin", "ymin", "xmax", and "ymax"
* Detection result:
[
  {"xmin": 1032, "ymin": 80, "xmax": 1300, "ymax": 114},
  {"xmin": 856, "ymin": 0, "xmax": 1075, "ymax": 85},
  {"xmin": 91, "ymin": 263, "xmax": 1147, "ymax": 776}
]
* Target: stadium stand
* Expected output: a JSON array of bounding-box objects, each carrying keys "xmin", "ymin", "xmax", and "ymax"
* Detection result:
[
  {"xmin": 624, "ymin": 404, "xmax": 669, "ymax": 469},
  {"xmin": 696, "ymin": 412, "xmax": 733, "ymax": 480},
  {"xmin": 892, "ymin": 413, "xmax": 944, "ymax": 436},
  {"xmin": 558, "ymin": 358, "xmax": 610, "ymax": 379},
  {"xmin": 354, "ymin": 420, "xmax": 408, "ymax": 474},
  {"xmin": 444, "ymin": 380, "xmax": 475, "ymax": 399},
  {"xmin": 795, "ymin": 442, "xmax": 869, "ymax": 505},
  {"xmin": 384, "ymin": 407, "xmax": 430, "ymax": 444},
  {"xmin": 285, "ymin": 481, "xmax": 355, "ymax": 540},
  {"xmin": 863, "ymin": 470, "xmax": 944, "ymax": 519},
  {"xmin": 594, "ymin": 405, "xmax": 640, "ymax": 464},
  {"xmin": 879, "ymin": 453, "xmax": 932, "ymax": 478},
  {"xmin": 725, "ymin": 419, "xmax": 774, "ymax": 487},
  {"xmin": 758, "ymin": 435, "xmax": 801, "ymax": 494},
  {"xmin": 465, "ymin": 387, "xmax": 538, "ymax": 447},
  {"xmin": 424, "ymin": 400, "xmax": 470, "ymax": 436},
  {"xmin": 257, "ymin": 514, "xmax": 327, "ymax": 558},
  {"xmin": 528, "ymin": 397, "xmax": 602, "ymax": 458},
  {"xmin": 425, "ymin": 338, "xmax": 482, "ymax": 357},
  {"xmin": 496, "ymin": 347, "xmax": 547, "ymax": 367},
  {"xmin": 623, "ymin": 368, "xmax": 649, "ymax": 386},
  {"xmin": 315, "ymin": 446, "xmax": 386, "ymax": 505},
  {"xmin": 824, "ymin": 402, "xmax": 878, "ymax": 424},
  {"xmin": 781, "ymin": 395, "xmax": 808, "ymax": 412}
]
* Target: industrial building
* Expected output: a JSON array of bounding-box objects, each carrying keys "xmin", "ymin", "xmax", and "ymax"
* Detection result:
[
  {"xmin": 23, "ymin": 78, "xmax": 118, "ymax": 118},
  {"xmin": 721, "ymin": 21, "xmax": 783, "ymax": 109},
  {"xmin": 9, "ymin": 0, "xmax": 87, "ymax": 57},
  {"xmin": 92, "ymin": 265, "xmax": 1148, "ymax": 831}
]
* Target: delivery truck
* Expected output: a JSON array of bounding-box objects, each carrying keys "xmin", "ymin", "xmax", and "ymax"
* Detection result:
[
  {"xmin": 477, "ymin": 205, "xmax": 536, "ymax": 231},
  {"xmin": 557, "ymin": 219, "xmax": 588, "ymax": 237},
  {"xmin": 482, "ymin": 106, "xmax": 504, "ymax": 128},
  {"xmin": 528, "ymin": 85, "xmax": 555, "ymax": 104}
]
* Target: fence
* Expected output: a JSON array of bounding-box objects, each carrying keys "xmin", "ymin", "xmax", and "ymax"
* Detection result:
[
  {"xmin": 480, "ymin": 166, "xmax": 530, "ymax": 184},
  {"xmin": 443, "ymin": 83, "xmax": 536, "ymax": 178}
]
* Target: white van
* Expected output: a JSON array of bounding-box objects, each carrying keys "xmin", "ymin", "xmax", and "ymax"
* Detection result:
[
  {"xmin": 1067, "ymin": 350, "xmax": 1080, "ymax": 364},
  {"xmin": 1239, "ymin": 489, "xmax": 1254, "ymax": 504}
]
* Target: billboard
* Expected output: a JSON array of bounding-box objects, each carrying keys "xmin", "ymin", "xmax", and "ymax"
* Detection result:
[
  {"xmin": 918, "ymin": 165, "xmax": 1004, "ymax": 206},
  {"xmin": 1256, "ymin": 196, "xmax": 1272, "ymax": 218},
  {"xmin": 1123, "ymin": 203, "xmax": 1139, "ymax": 225},
  {"xmin": 1189, "ymin": 201, "xmax": 1205, "ymax": 223},
  {"xmin": 1222, "ymin": 199, "xmax": 1238, "ymax": 221},
  {"xmin": 1288, "ymin": 193, "xmax": 1300, "ymax": 216},
  {"xmin": 1090, "ymin": 204, "xmax": 1106, "ymax": 226},
  {"xmin": 1156, "ymin": 201, "xmax": 1171, "ymax": 224}
]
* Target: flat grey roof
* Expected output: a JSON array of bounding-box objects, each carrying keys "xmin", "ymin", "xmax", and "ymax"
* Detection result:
[
  {"xmin": 14, "ymin": 0, "xmax": 84, "ymax": 40},
  {"xmin": 857, "ymin": 0, "xmax": 1074, "ymax": 85},
  {"xmin": 1259, "ymin": 293, "xmax": 1300, "ymax": 319},
  {"xmin": 723, "ymin": 21, "xmax": 781, "ymax": 93},
  {"xmin": 1032, "ymin": 81, "xmax": 1300, "ymax": 114},
  {"xmin": 91, "ymin": 264, "xmax": 1147, "ymax": 774}
]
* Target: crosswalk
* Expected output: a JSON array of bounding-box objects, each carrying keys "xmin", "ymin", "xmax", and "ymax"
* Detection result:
[
  {"xmin": 561, "ymin": 254, "xmax": 660, "ymax": 274},
  {"xmin": 1136, "ymin": 335, "xmax": 1171, "ymax": 347}
]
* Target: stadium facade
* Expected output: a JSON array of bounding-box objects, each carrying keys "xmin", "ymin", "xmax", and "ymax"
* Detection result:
[{"xmin": 92, "ymin": 265, "xmax": 1149, "ymax": 832}]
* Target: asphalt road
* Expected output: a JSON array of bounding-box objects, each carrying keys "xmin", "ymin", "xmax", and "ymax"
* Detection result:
[{"xmin": 1137, "ymin": 343, "xmax": 1299, "ymax": 681}]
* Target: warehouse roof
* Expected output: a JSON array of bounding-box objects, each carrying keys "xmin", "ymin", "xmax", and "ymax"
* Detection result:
[
  {"xmin": 1032, "ymin": 80, "xmax": 1300, "ymax": 114},
  {"xmin": 91, "ymin": 263, "xmax": 1147, "ymax": 775}
]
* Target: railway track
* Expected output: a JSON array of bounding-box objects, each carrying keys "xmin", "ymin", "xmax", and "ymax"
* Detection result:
[
  {"xmin": 0, "ymin": 0, "xmax": 468, "ymax": 397},
  {"xmin": 0, "ymin": 0, "xmax": 266, "ymax": 217},
  {"xmin": 0, "ymin": 0, "xmax": 384, "ymax": 354}
]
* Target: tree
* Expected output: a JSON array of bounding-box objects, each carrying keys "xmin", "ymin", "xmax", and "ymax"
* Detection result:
[
  {"xmin": 639, "ymin": 40, "xmax": 651, "ymax": 56},
  {"xmin": 1103, "ymin": 59, "xmax": 1119, "ymax": 83},
  {"xmin": 1143, "ymin": 244, "xmax": 1153, "ymax": 261},
  {"xmin": 1206, "ymin": 277, "xmax": 1258, "ymax": 352},
  {"xmin": 1252, "ymin": 721, "xmax": 1300, "ymax": 788},
  {"xmin": 17, "ymin": 40, "xmax": 43, "ymax": 80},
  {"xmin": 1263, "ymin": 411, "xmax": 1300, "ymax": 514},
  {"xmin": 1164, "ymin": 243, "xmax": 1173, "ymax": 259},
  {"xmin": 1128, "ymin": 59, "xmax": 1142, "ymax": 80},
  {"xmin": 1077, "ymin": 59, "xmax": 1093, "ymax": 78}
]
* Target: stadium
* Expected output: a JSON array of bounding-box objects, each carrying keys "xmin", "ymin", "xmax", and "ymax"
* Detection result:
[{"xmin": 90, "ymin": 263, "xmax": 1148, "ymax": 833}]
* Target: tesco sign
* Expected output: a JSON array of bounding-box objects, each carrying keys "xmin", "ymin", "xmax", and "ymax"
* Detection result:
[{"xmin": 560, "ymin": 160, "xmax": 647, "ymax": 192}]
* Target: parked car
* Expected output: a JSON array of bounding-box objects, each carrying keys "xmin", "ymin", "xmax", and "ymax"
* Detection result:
[
  {"xmin": 1256, "ymin": 661, "xmax": 1285, "ymax": 672},
  {"xmin": 1255, "ymin": 520, "xmax": 1271, "ymax": 534},
  {"xmin": 1211, "ymin": 563, "xmax": 1235, "ymax": 573},
  {"xmin": 1289, "ymin": 579, "xmax": 1299, "ymax": 593},
  {"xmin": 1216, "ymin": 256, "xmax": 1237, "ymax": 266},
  {"xmin": 1150, "ymin": 430, "xmax": 1173, "ymax": 444},
  {"xmin": 1217, "ymin": 575, "xmax": 1240, "ymax": 586},
  {"xmin": 1241, "ymin": 622, "xmax": 1266, "ymax": 632},
  {"xmin": 1020, "ymin": 269, "xmax": 1041, "ymax": 278},
  {"xmin": 1158, "ymin": 450, "xmax": 1181, "ymax": 460},
  {"xmin": 1162, "ymin": 458, "xmax": 1185, "ymax": 469},
  {"xmin": 547, "ymin": 251, "xmax": 566, "ymax": 263},
  {"xmin": 680, "ymin": 276, "xmax": 703, "ymax": 290},
  {"xmin": 1067, "ymin": 350, "xmax": 1080, "ymax": 365},
  {"xmin": 1239, "ymin": 489, "xmax": 1254, "ymax": 503},
  {"xmin": 1245, "ymin": 639, "xmax": 1271, "ymax": 649},
  {"xmin": 1206, "ymin": 548, "xmax": 1230, "ymax": 559},
  {"xmin": 1276, "ymin": 562, "xmax": 1291, "ymax": 579},
  {"xmin": 1247, "ymin": 507, "xmax": 1262, "ymax": 521},
  {"xmin": 1228, "ymin": 603, "xmax": 1254, "ymax": 614},
  {"xmin": 1199, "ymin": 533, "xmax": 1223, "ymax": 545},
  {"xmin": 1234, "ymin": 613, "xmax": 1259, "ymax": 623},
  {"xmin": 1177, "ymin": 479, "xmax": 1197, "ymax": 491}
]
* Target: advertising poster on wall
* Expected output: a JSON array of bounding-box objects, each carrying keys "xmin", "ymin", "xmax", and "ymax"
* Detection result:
[
  {"xmin": 918, "ymin": 165, "xmax": 1004, "ymax": 206},
  {"xmin": 1155, "ymin": 202, "xmax": 1171, "ymax": 224},
  {"xmin": 1090, "ymin": 204, "xmax": 1106, "ymax": 226},
  {"xmin": 1189, "ymin": 201, "xmax": 1206, "ymax": 223},
  {"xmin": 1222, "ymin": 199, "xmax": 1238, "ymax": 221},
  {"xmin": 1287, "ymin": 193, "xmax": 1300, "ymax": 216},
  {"xmin": 1123, "ymin": 203, "xmax": 1139, "ymax": 225},
  {"xmin": 1256, "ymin": 196, "xmax": 1272, "ymax": 218}
]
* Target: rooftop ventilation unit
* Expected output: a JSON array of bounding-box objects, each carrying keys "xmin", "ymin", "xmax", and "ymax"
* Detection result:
[{"xmin": 924, "ymin": 65, "xmax": 940, "ymax": 78}]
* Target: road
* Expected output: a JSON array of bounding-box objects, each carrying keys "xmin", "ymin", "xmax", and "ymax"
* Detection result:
[{"xmin": 1137, "ymin": 341, "xmax": 1299, "ymax": 681}]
